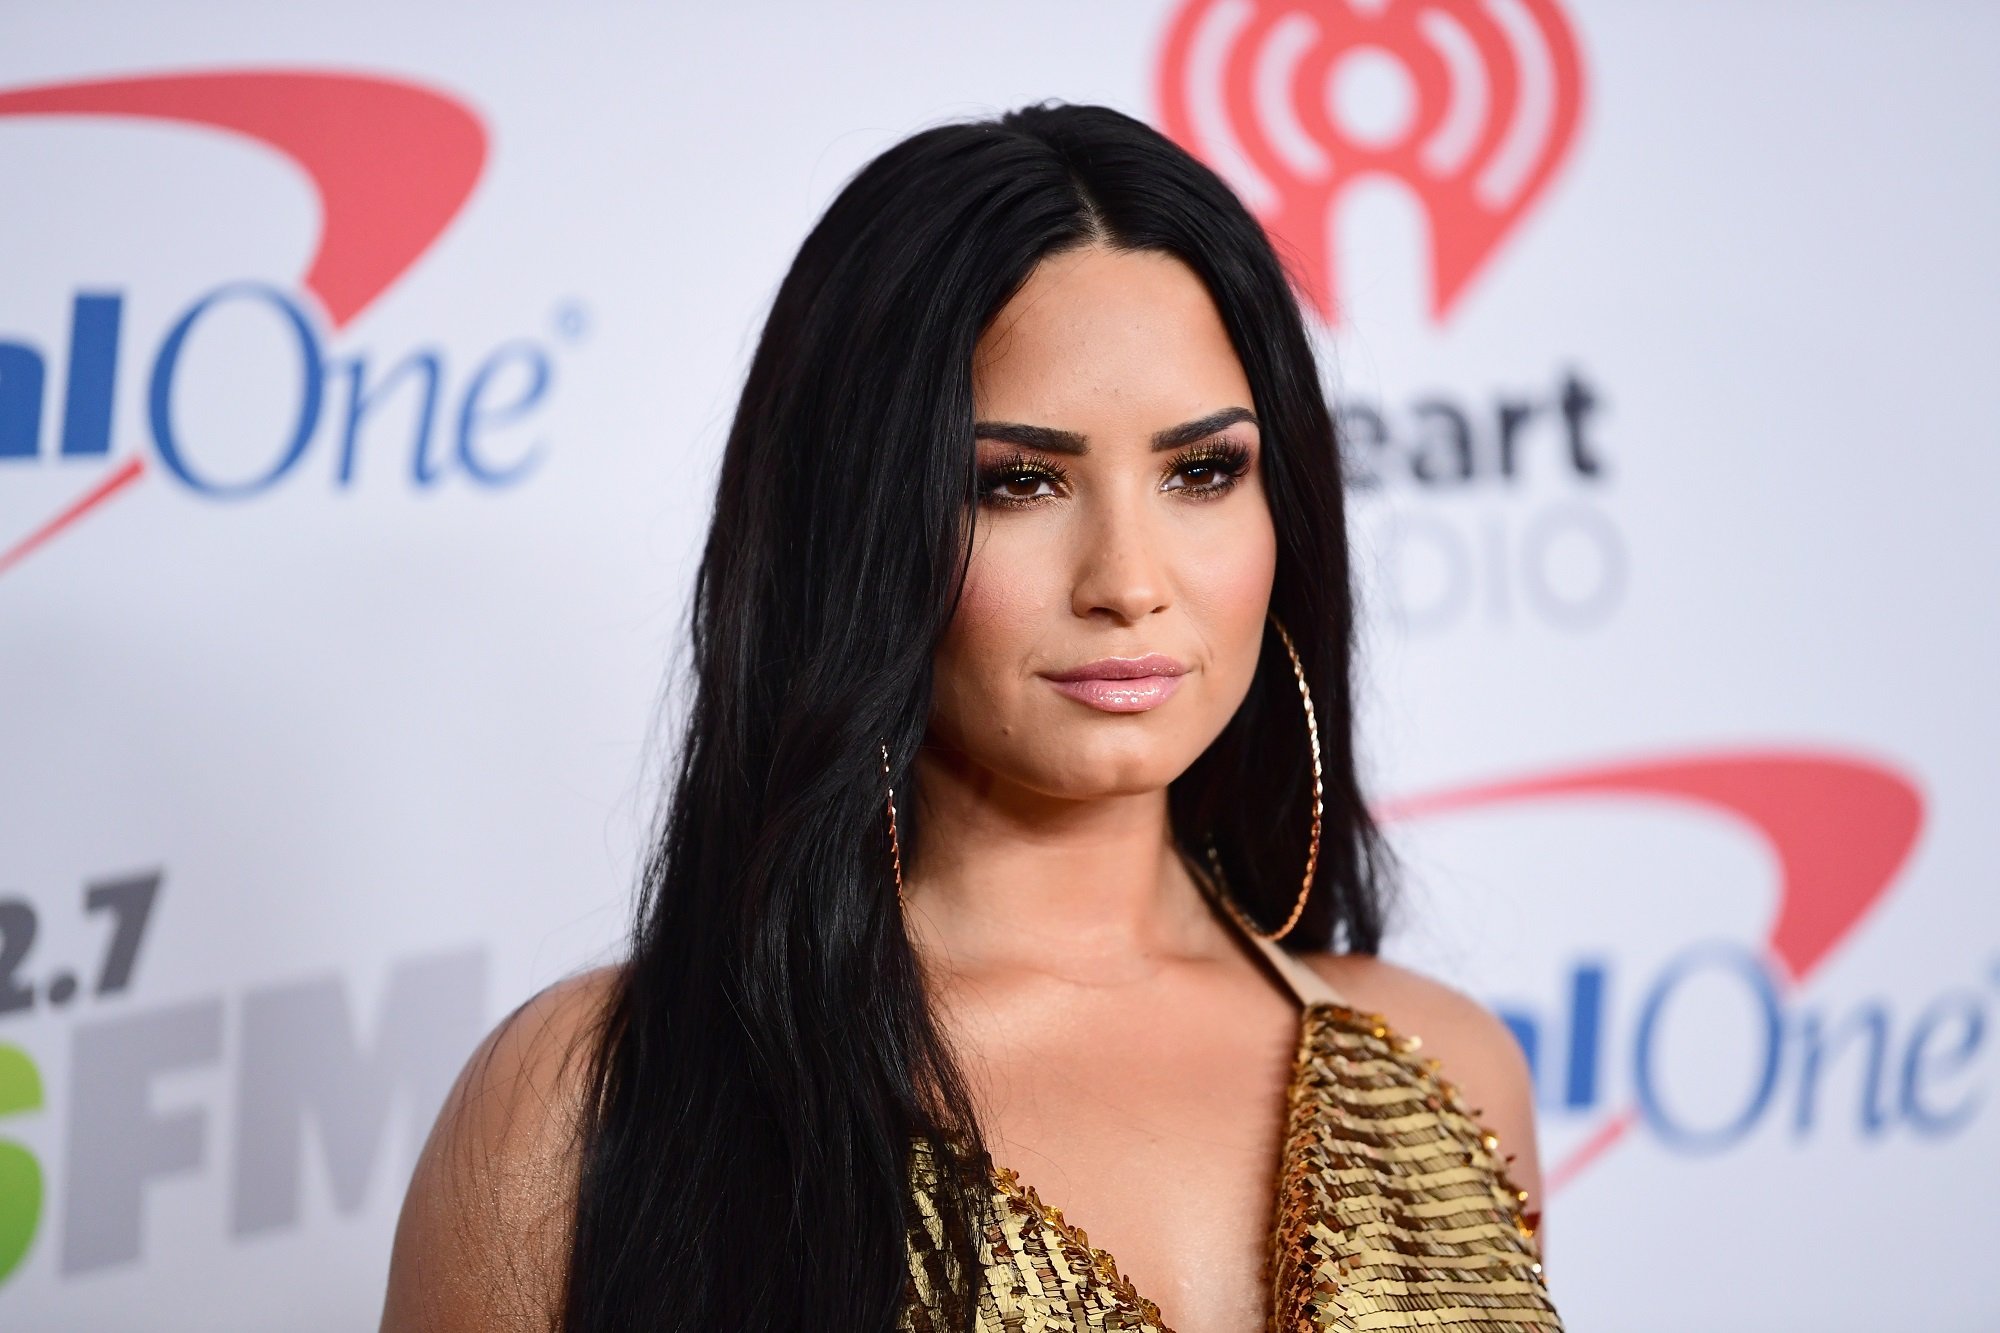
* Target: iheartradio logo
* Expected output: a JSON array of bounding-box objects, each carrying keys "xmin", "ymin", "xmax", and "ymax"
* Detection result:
[{"xmin": 1156, "ymin": 0, "xmax": 1587, "ymax": 327}]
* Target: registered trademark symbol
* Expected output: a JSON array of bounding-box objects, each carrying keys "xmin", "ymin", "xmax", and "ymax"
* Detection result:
[{"xmin": 552, "ymin": 300, "xmax": 589, "ymax": 343}]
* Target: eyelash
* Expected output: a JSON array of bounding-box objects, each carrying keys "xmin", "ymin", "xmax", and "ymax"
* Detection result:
[{"xmin": 975, "ymin": 440, "xmax": 1254, "ymax": 510}]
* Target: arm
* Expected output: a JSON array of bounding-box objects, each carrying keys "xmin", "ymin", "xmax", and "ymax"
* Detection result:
[{"xmin": 379, "ymin": 965, "xmax": 620, "ymax": 1333}]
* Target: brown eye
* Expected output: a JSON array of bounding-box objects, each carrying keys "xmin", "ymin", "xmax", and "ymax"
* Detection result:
[
  {"xmin": 1162, "ymin": 440, "xmax": 1253, "ymax": 496},
  {"xmin": 991, "ymin": 470, "xmax": 1056, "ymax": 501},
  {"xmin": 976, "ymin": 452, "xmax": 1069, "ymax": 508}
]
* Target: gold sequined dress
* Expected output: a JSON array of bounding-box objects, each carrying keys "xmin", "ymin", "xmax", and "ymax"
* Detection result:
[{"xmin": 899, "ymin": 876, "xmax": 1565, "ymax": 1332}]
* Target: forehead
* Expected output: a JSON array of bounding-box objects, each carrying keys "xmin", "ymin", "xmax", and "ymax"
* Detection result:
[{"xmin": 972, "ymin": 245, "xmax": 1253, "ymax": 422}]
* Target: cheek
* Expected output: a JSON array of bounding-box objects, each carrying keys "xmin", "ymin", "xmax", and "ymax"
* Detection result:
[
  {"xmin": 1185, "ymin": 508, "xmax": 1278, "ymax": 692},
  {"xmin": 956, "ymin": 532, "xmax": 1051, "ymax": 650},
  {"xmin": 1204, "ymin": 522, "xmax": 1277, "ymax": 604},
  {"xmin": 931, "ymin": 531, "xmax": 1053, "ymax": 733}
]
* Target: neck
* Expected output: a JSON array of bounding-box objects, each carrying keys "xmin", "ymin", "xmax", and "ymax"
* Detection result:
[{"xmin": 899, "ymin": 744, "xmax": 1217, "ymax": 979}]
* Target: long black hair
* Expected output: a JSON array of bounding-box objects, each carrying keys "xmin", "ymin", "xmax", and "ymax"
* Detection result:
[{"xmin": 561, "ymin": 99, "xmax": 1399, "ymax": 1333}]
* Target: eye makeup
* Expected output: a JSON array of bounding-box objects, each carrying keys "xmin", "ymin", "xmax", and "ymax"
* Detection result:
[
  {"xmin": 976, "ymin": 448, "xmax": 1070, "ymax": 507},
  {"xmin": 975, "ymin": 436, "xmax": 1256, "ymax": 510},
  {"xmin": 1161, "ymin": 439, "xmax": 1253, "ymax": 498}
]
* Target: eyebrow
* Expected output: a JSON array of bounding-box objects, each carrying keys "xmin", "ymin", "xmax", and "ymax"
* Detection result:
[{"xmin": 972, "ymin": 406, "xmax": 1259, "ymax": 455}]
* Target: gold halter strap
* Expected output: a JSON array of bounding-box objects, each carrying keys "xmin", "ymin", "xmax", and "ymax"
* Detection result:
[{"xmin": 1179, "ymin": 843, "xmax": 1350, "ymax": 1010}]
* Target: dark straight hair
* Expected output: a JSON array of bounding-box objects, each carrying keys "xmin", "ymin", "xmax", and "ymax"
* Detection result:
[{"xmin": 560, "ymin": 99, "xmax": 1398, "ymax": 1333}]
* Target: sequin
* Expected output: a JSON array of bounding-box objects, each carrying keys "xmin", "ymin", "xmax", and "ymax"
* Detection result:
[{"xmin": 900, "ymin": 997, "xmax": 1565, "ymax": 1331}]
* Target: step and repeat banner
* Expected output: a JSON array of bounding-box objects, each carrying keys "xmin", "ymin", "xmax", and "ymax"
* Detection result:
[{"xmin": 2, "ymin": 3, "xmax": 1993, "ymax": 1329}]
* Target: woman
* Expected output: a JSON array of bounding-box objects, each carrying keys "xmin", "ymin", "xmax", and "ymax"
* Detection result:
[{"xmin": 381, "ymin": 101, "xmax": 1562, "ymax": 1333}]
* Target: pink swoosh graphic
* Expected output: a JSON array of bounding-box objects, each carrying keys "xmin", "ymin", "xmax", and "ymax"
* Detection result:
[
  {"xmin": 0, "ymin": 69, "xmax": 487, "ymax": 329},
  {"xmin": 1378, "ymin": 748, "xmax": 1925, "ymax": 1188}
]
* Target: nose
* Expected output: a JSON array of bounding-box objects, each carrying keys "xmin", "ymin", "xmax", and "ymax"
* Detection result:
[{"xmin": 1069, "ymin": 487, "xmax": 1172, "ymax": 624}]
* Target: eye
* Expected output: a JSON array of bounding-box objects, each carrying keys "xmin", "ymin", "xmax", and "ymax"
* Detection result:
[
  {"xmin": 1162, "ymin": 439, "xmax": 1254, "ymax": 497},
  {"xmin": 976, "ymin": 451, "xmax": 1069, "ymax": 508}
]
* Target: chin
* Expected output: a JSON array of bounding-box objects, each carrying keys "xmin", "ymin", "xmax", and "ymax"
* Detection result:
[{"xmin": 1027, "ymin": 729, "xmax": 1204, "ymax": 799}]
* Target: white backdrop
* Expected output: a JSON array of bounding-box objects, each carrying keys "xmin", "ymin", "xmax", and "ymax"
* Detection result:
[{"xmin": 1, "ymin": 3, "xmax": 1995, "ymax": 1329}]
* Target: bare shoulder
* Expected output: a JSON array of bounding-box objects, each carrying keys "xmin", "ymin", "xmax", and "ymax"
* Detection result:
[
  {"xmin": 1295, "ymin": 951, "xmax": 1549, "ymax": 1234},
  {"xmin": 379, "ymin": 962, "xmax": 625, "ymax": 1333}
]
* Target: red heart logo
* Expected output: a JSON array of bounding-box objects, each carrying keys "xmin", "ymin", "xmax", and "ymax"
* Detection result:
[{"xmin": 1155, "ymin": 0, "xmax": 1587, "ymax": 327}]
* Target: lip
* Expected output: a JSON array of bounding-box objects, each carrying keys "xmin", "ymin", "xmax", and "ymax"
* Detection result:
[
  {"xmin": 1041, "ymin": 654, "xmax": 1188, "ymax": 713},
  {"xmin": 1043, "ymin": 653, "xmax": 1189, "ymax": 682}
]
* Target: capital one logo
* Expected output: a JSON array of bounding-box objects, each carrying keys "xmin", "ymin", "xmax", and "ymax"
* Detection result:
[
  {"xmin": 1376, "ymin": 747, "xmax": 1986, "ymax": 1190},
  {"xmin": 1155, "ymin": 0, "xmax": 1586, "ymax": 326},
  {"xmin": 0, "ymin": 69, "xmax": 580, "ymax": 576}
]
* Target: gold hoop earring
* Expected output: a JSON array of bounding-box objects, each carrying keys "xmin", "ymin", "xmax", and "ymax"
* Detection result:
[
  {"xmin": 1199, "ymin": 612, "xmax": 1321, "ymax": 943},
  {"xmin": 880, "ymin": 740, "xmax": 906, "ymax": 907}
]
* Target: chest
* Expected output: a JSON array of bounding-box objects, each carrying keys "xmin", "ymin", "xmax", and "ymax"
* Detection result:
[
  {"xmin": 959, "ymin": 996, "xmax": 1304, "ymax": 1333},
  {"xmin": 903, "ymin": 1001, "xmax": 1563, "ymax": 1333}
]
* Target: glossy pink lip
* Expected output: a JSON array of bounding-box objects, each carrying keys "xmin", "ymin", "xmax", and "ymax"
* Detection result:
[{"xmin": 1041, "ymin": 654, "xmax": 1188, "ymax": 713}]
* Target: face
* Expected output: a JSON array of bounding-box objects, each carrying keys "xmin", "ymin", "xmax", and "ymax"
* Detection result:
[{"xmin": 925, "ymin": 244, "xmax": 1278, "ymax": 801}]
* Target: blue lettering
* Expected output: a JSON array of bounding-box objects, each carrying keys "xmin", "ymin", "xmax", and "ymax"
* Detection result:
[
  {"xmin": 4, "ymin": 282, "xmax": 561, "ymax": 500},
  {"xmin": 453, "ymin": 339, "xmax": 549, "ymax": 486},
  {"xmin": 1792, "ymin": 1001, "xmax": 1892, "ymax": 1137},
  {"xmin": 149, "ymin": 283, "xmax": 323, "ymax": 497},
  {"xmin": 1565, "ymin": 959, "xmax": 1608, "ymax": 1109},
  {"xmin": 60, "ymin": 292, "xmax": 122, "ymax": 458},
  {"xmin": 330, "ymin": 349, "xmax": 444, "ymax": 487},
  {"xmin": 1899, "ymin": 990, "xmax": 1986, "ymax": 1136},
  {"xmin": 0, "ymin": 342, "xmax": 46, "ymax": 460},
  {"xmin": 1634, "ymin": 941, "xmax": 1782, "ymax": 1153}
]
